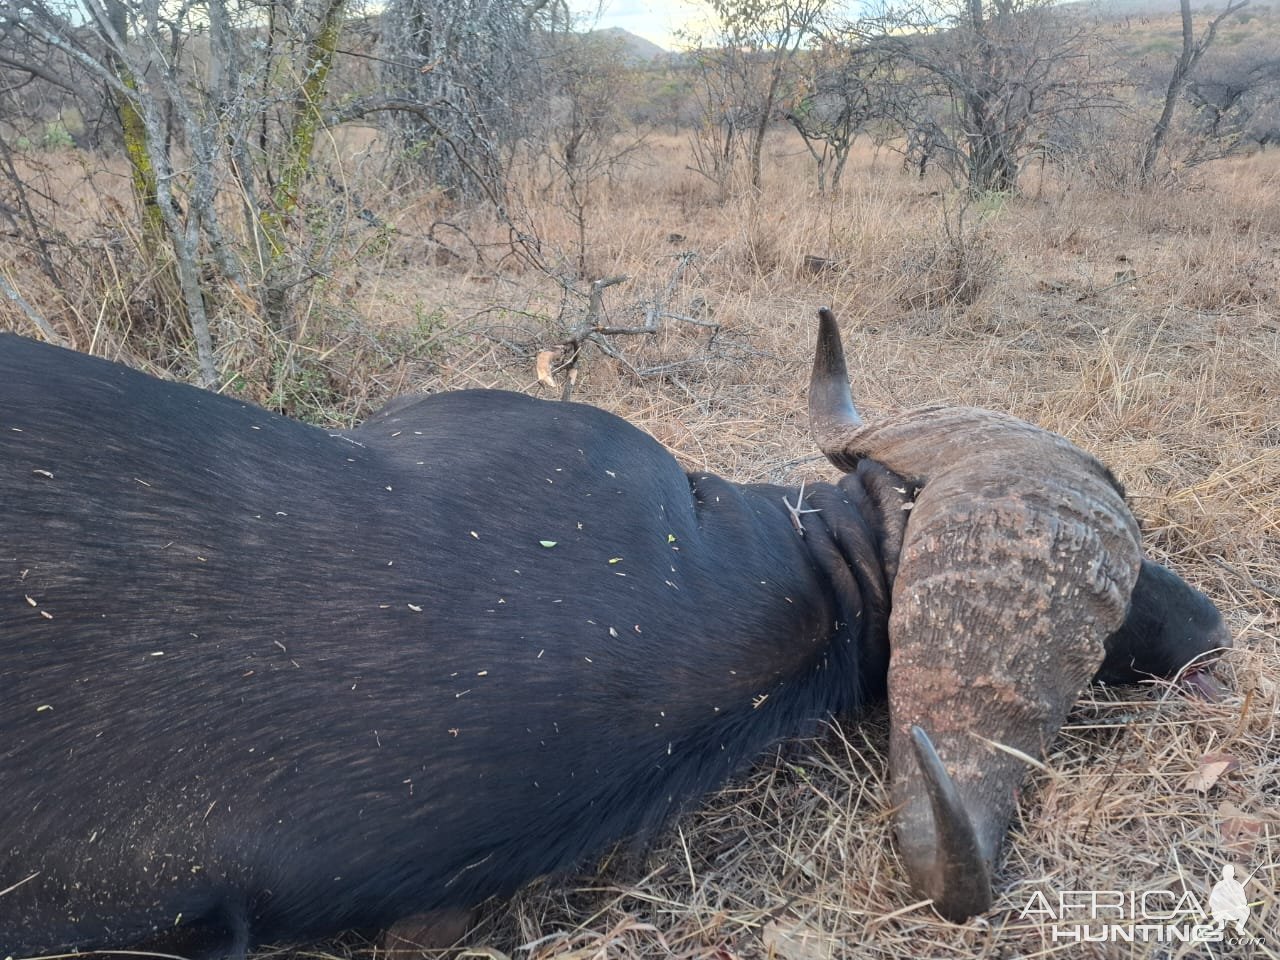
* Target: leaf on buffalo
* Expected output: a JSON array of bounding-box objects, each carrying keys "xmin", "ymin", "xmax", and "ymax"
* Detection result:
[
  {"xmin": 539, "ymin": 540, "xmax": 557, "ymax": 548},
  {"xmin": 536, "ymin": 350, "xmax": 559, "ymax": 389},
  {"xmin": 1186, "ymin": 752, "xmax": 1239, "ymax": 792}
]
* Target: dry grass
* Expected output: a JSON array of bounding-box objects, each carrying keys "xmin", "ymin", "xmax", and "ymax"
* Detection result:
[{"xmin": 2, "ymin": 130, "xmax": 1277, "ymax": 959}]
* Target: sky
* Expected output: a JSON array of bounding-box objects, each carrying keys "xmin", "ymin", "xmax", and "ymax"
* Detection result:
[{"xmin": 569, "ymin": 0, "xmax": 706, "ymax": 50}]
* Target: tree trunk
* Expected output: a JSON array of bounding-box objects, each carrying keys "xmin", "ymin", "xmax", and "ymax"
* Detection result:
[
  {"xmin": 749, "ymin": 60, "xmax": 784, "ymax": 191},
  {"xmin": 1139, "ymin": 0, "xmax": 1248, "ymax": 184},
  {"xmin": 1139, "ymin": 0, "xmax": 1196, "ymax": 183},
  {"xmin": 100, "ymin": 0, "xmax": 191, "ymax": 343},
  {"xmin": 961, "ymin": 0, "xmax": 1021, "ymax": 193},
  {"xmin": 101, "ymin": 0, "xmax": 168, "ymax": 257},
  {"xmin": 260, "ymin": 0, "xmax": 348, "ymax": 335}
]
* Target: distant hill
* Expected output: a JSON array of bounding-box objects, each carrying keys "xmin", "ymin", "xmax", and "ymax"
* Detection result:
[
  {"xmin": 587, "ymin": 27, "xmax": 669, "ymax": 62},
  {"xmin": 1065, "ymin": 0, "xmax": 1275, "ymax": 17}
]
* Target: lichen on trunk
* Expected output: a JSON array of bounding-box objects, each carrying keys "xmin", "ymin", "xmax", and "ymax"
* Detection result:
[{"xmin": 259, "ymin": 0, "xmax": 348, "ymax": 335}]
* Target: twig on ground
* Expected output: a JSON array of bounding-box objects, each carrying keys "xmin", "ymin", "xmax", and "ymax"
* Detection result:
[
  {"xmin": 1210, "ymin": 556, "xmax": 1280, "ymax": 600},
  {"xmin": 1, "ymin": 272, "xmax": 63, "ymax": 345}
]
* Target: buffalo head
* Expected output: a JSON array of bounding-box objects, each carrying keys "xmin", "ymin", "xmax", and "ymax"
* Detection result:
[{"xmin": 808, "ymin": 307, "xmax": 1230, "ymax": 921}]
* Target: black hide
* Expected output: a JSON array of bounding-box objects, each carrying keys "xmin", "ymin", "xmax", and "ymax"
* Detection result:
[{"xmin": 0, "ymin": 335, "xmax": 905, "ymax": 955}]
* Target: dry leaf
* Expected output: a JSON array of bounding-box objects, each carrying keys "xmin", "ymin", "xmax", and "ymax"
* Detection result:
[
  {"xmin": 761, "ymin": 914, "xmax": 832, "ymax": 960},
  {"xmin": 382, "ymin": 907, "xmax": 477, "ymax": 953},
  {"xmin": 536, "ymin": 349, "xmax": 559, "ymax": 389},
  {"xmin": 1219, "ymin": 801, "xmax": 1267, "ymax": 856},
  {"xmin": 1186, "ymin": 752, "xmax": 1239, "ymax": 792}
]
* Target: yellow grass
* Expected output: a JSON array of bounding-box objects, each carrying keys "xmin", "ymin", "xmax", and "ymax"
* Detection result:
[{"xmin": 2, "ymin": 129, "xmax": 1277, "ymax": 959}]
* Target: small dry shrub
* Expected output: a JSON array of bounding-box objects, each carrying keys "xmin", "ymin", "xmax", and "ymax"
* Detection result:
[{"xmin": 895, "ymin": 196, "xmax": 1002, "ymax": 311}]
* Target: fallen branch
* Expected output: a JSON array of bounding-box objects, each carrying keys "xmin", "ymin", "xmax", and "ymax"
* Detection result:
[{"xmin": 1, "ymin": 272, "xmax": 63, "ymax": 345}]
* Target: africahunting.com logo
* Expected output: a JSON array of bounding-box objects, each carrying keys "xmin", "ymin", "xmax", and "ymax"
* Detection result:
[{"xmin": 1021, "ymin": 862, "xmax": 1265, "ymax": 946}]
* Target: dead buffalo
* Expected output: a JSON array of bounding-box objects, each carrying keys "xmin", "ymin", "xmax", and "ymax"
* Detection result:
[{"xmin": 0, "ymin": 311, "xmax": 1228, "ymax": 955}]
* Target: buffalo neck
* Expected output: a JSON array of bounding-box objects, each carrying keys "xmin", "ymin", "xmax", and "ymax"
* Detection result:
[{"xmin": 688, "ymin": 460, "xmax": 915, "ymax": 717}]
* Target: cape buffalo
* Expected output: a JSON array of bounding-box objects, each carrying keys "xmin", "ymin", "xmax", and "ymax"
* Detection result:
[{"xmin": 0, "ymin": 311, "xmax": 1228, "ymax": 954}]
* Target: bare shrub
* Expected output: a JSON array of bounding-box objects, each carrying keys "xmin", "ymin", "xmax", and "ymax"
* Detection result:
[{"xmin": 897, "ymin": 197, "xmax": 1003, "ymax": 310}]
